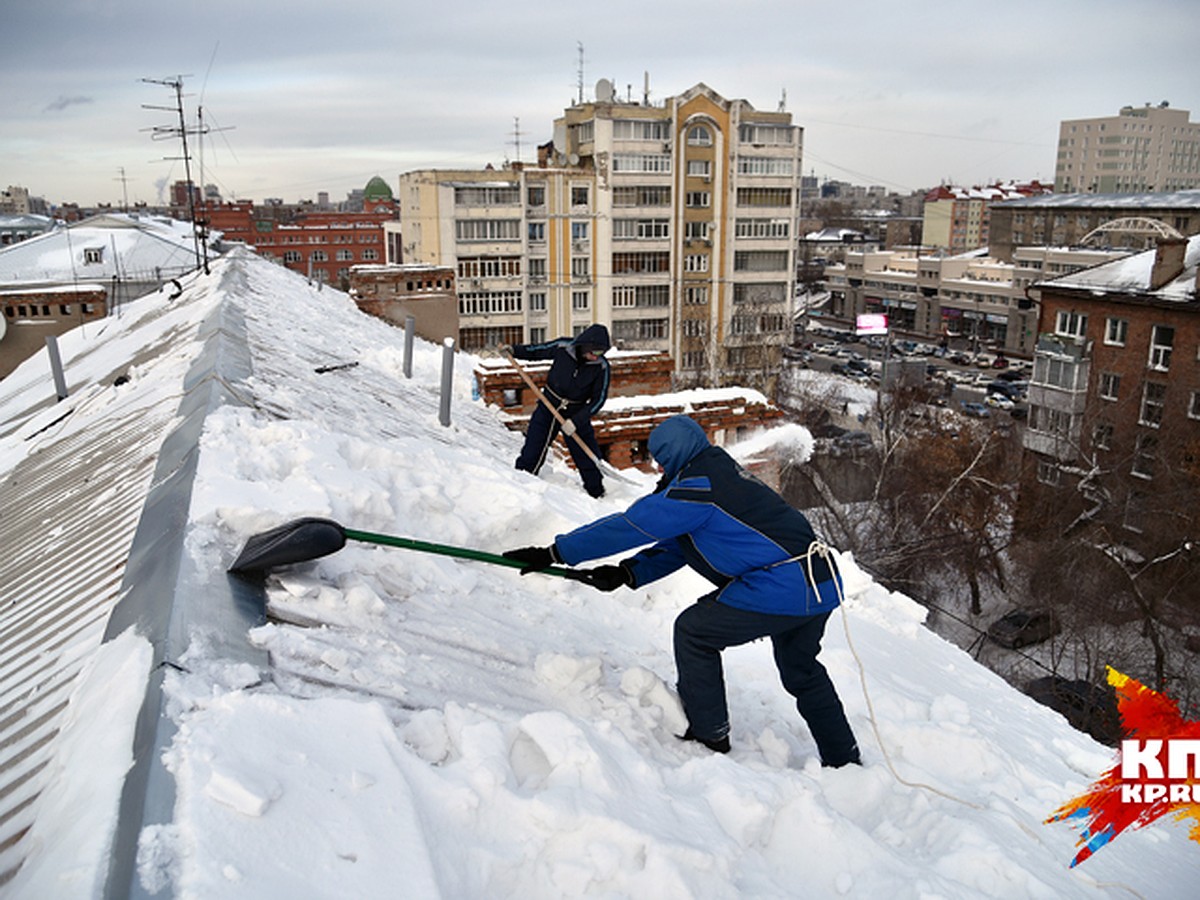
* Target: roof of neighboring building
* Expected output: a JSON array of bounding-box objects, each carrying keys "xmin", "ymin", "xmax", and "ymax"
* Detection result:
[
  {"xmin": 995, "ymin": 189, "xmax": 1200, "ymax": 209},
  {"xmin": 0, "ymin": 212, "xmax": 220, "ymax": 287},
  {"xmin": 1041, "ymin": 234, "xmax": 1200, "ymax": 301}
]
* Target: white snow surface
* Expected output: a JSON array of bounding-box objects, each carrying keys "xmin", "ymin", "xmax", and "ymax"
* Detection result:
[{"xmin": 5, "ymin": 249, "xmax": 1195, "ymax": 898}]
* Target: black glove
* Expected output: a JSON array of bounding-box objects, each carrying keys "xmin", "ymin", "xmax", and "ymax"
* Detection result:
[
  {"xmin": 579, "ymin": 564, "xmax": 633, "ymax": 592},
  {"xmin": 502, "ymin": 544, "xmax": 561, "ymax": 574}
]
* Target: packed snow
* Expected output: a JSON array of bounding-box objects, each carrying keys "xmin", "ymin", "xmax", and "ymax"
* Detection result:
[{"xmin": 5, "ymin": 249, "xmax": 1195, "ymax": 898}]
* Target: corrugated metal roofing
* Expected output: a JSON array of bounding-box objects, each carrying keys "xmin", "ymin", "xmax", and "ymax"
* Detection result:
[{"xmin": 0, "ymin": 255, "xmax": 265, "ymax": 890}]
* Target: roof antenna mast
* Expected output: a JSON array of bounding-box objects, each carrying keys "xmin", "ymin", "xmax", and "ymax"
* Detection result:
[
  {"xmin": 576, "ymin": 41, "xmax": 585, "ymax": 104},
  {"xmin": 141, "ymin": 75, "xmax": 208, "ymax": 274}
]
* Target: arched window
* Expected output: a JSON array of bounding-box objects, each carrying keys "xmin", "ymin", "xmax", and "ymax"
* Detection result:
[{"xmin": 687, "ymin": 125, "xmax": 712, "ymax": 146}]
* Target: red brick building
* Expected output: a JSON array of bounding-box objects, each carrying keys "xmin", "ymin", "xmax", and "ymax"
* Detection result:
[
  {"xmin": 198, "ymin": 177, "xmax": 399, "ymax": 289},
  {"xmin": 1021, "ymin": 236, "xmax": 1200, "ymax": 536}
]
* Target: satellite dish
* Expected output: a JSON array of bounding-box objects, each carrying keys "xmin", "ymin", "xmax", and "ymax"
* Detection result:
[
  {"xmin": 568, "ymin": 153, "xmax": 580, "ymax": 166},
  {"xmin": 595, "ymin": 78, "xmax": 614, "ymax": 103},
  {"xmin": 0, "ymin": 313, "xmax": 6, "ymax": 342}
]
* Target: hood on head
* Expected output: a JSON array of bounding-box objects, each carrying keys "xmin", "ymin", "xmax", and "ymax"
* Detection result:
[
  {"xmin": 570, "ymin": 324, "xmax": 611, "ymax": 358},
  {"xmin": 648, "ymin": 415, "xmax": 710, "ymax": 481}
]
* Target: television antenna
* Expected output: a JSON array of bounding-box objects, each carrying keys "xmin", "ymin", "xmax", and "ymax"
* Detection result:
[{"xmin": 141, "ymin": 75, "xmax": 208, "ymax": 273}]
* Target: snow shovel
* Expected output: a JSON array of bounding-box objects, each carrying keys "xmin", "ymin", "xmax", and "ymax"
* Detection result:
[
  {"xmin": 228, "ymin": 516, "xmax": 588, "ymax": 581},
  {"xmin": 501, "ymin": 349, "xmax": 637, "ymax": 485}
]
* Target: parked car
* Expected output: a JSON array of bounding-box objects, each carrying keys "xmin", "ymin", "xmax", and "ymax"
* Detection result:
[
  {"xmin": 960, "ymin": 400, "xmax": 991, "ymax": 418},
  {"xmin": 991, "ymin": 356, "xmax": 1010, "ymax": 369},
  {"xmin": 987, "ymin": 380, "xmax": 1021, "ymax": 399},
  {"xmin": 949, "ymin": 352, "xmax": 972, "ymax": 365},
  {"xmin": 1025, "ymin": 676, "xmax": 1122, "ymax": 746},
  {"xmin": 1008, "ymin": 406, "xmax": 1028, "ymax": 420},
  {"xmin": 833, "ymin": 430, "xmax": 874, "ymax": 452},
  {"xmin": 995, "ymin": 369, "xmax": 1026, "ymax": 383},
  {"xmin": 987, "ymin": 608, "xmax": 1060, "ymax": 649},
  {"xmin": 985, "ymin": 393, "xmax": 1015, "ymax": 410}
]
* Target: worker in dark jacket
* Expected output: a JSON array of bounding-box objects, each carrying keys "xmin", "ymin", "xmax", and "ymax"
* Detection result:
[
  {"xmin": 507, "ymin": 324, "xmax": 611, "ymax": 498},
  {"xmin": 504, "ymin": 415, "xmax": 860, "ymax": 765}
]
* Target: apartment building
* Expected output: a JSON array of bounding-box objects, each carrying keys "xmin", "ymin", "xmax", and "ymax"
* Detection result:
[
  {"xmin": 921, "ymin": 182, "xmax": 1052, "ymax": 253},
  {"xmin": 822, "ymin": 246, "xmax": 1125, "ymax": 356},
  {"xmin": 988, "ymin": 190, "xmax": 1200, "ymax": 262},
  {"xmin": 1055, "ymin": 103, "xmax": 1200, "ymax": 195},
  {"xmin": 1019, "ymin": 236, "xmax": 1200, "ymax": 538},
  {"xmin": 397, "ymin": 83, "xmax": 801, "ymax": 389}
]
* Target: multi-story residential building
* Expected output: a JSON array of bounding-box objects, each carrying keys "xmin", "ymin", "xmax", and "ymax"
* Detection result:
[
  {"xmin": 822, "ymin": 246, "xmax": 1126, "ymax": 356},
  {"xmin": 398, "ymin": 83, "xmax": 802, "ymax": 390},
  {"xmin": 1019, "ymin": 235, "xmax": 1200, "ymax": 538},
  {"xmin": 921, "ymin": 182, "xmax": 1053, "ymax": 253},
  {"xmin": 988, "ymin": 190, "xmax": 1200, "ymax": 262},
  {"xmin": 1055, "ymin": 103, "xmax": 1200, "ymax": 195}
]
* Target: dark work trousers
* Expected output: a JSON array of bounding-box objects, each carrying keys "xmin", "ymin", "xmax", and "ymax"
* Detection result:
[
  {"xmin": 673, "ymin": 594, "xmax": 860, "ymax": 765},
  {"xmin": 515, "ymin": 404, "xmax": 604, "ymax": 497}
]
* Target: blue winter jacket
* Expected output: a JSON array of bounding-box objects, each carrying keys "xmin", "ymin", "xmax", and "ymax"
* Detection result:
[
  {"xmin": 511, "ymin": 324, "xmax": 611, "ymax": 416},
  {"xmin": 555, "ymin": 416, "xmax": 842, "ymax": 616}
]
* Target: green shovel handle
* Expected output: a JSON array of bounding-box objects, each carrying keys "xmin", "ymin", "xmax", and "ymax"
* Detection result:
[{"xmin": 342, "ymin": 528, "xmax": 587, "ymax": 580}]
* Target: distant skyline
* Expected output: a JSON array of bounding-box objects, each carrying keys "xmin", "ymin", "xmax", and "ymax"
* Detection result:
[{"xmin": 4, "ymin": 0, "xmax": 1199, "ymax": 208}]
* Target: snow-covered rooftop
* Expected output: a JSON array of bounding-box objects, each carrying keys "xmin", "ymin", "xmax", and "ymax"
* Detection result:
[
  {"xmin": 0, "ymin": 248, "xmax": 1195, "ymax": 897},
  {"xmin": 995, "ymin": 189, "xmax": 1200, "ymax": 209},
  {"xmin": 1042, "ymin": 233, "xmax": 1200, "ymax": 300}
]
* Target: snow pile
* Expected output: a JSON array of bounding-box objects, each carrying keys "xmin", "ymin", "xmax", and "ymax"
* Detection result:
[{"xmin": 8, "ymin": 250, "xmax": 1195, "ymax": 898}]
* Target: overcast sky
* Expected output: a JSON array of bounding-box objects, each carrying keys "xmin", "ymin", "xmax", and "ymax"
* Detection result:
[{"xmin": 4, "ymin": 0, "xmax": 1198, "ymax": 208}]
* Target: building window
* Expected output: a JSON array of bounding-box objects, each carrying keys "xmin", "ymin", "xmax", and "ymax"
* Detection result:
[
  {"xmin": 1036, "ymin": 461, "xmax": 1061, "ymax": 486},
  {"xmin": 682, "ymin": 319, "xmax": 707, "ymax": 337},
  {"xmin": 1104, "ymin": 317, "xmax": 1128, "ymax": 346},
  {"xmin": 571, "ymin": 290, "xmax": 590, "ymax": 311},
  {"xmin": 362, "ymin": 249, "xmax": 378, "ymax": 261},
  {"xmin": 734, "ymin": 251, "xmax": 788, "ymax": 272},
  {"xmin": 736, "ymin": 187, "xmax": 792, "ymax": 207},
  {"xmin": 684, "ymin": 221, "xmax": 710, "ymax": 240},
  {"xmin": 738, "ymin": 124, "xmax": 794, "ymax": 145},
  {"xmin": 459, "ymin": 256, "xmax": 522, "ymax": 278},
  {"xmin": 687, "ymin": 125, "xmax": 712, "ymax": 146},
  {"xmin": 571, "ymin": 257, "xmax": 590, "ymax": 279},
  {"xmin": 612, "ymin": 185, "xmax": 671, "ymax": 207},
  {"xmin": 736, "ymin": 156, "xmax": 794, "ymax": 176},
  {"xmin": 614, "ymin": 219, "xmax": 669, "ymax": 240},
  {"xmin": 310, "ymin": 250, "xmax": 328, "ymax": 262},
  {"xmin": 1092, "ymin": 422, "xmax": 1113, "ymax": 450},
  {"xmin": 682, "ymin": 350, "xmax": 706, "ymax": 368},
  {"xmin": 527, "ymin": 258, "xmax": 547, "ymax": 280},
  {"xmin": 529, "ymin": 327, "xmax": 546, "ymax": 343},
  {"xmin": 735, "ymin": 218, "xmax": 790, "ymax": 239},
  {"xmin": 1099, "ymin": 372, "xmax": 1120, "ymax": 401},
  {"xmin": 337, "ymin": 249, "xmax": 353, "ymax": 261},
  {"xmin": 1148, "ymin": 324, "xmax": 1174, "ymax": 371},
  {"xmin": 612, "ymin": 153, "xmax": 671, "ymax": 173},
  {"xmin": 454, "ymin": 185, "xmax": 519, "ymax": 206},
  {"xmin": 613, "ymin": 287, "xmax": 636, "ymax": 309},
  {"xmin": 528, "ymin": 222, "xmax": 546, "ymax": 242},
  {"xmin": 1139, "ymin": 382, "xmax": 1166, "ymax": 427},
  {"xmin": 685, "ymin": 286, "xmax": 709, "ymax": 305},
  {"xmin": 527, "ymin": 186, "xmax": 545, "ymax": 207},
  {"xmin": 612, "ymin": 251, "xmax": 669, "ymax": 274},
  {"xmin": 455, "ymin": 219, "xmax": 520, "ymax": 242},
  {"xmin": 1055, "ymin": 310, "xmax": 1088, "ymax": 338},
  {"xmin": 613, "ymin": 119, "xmax": 670, "ymax": 141},
  {"xmin": 458, "ymin": 291, "xmax": 523, "ymax": 315},
  {"xmin": 283, "ymin": 250, "xmax": 302, "ymax": 263},
  {"xmin": 529, "ymin": 292, "xmax": 546, "ymax": 312},
  {"xmin": 1131, "ymin": 433, "xmax": 1157, "ymax": 479},
  {"xmin": 684, "ymin": 254, "xmax": 709, "ymax": 272},
  {"xmin": 686, "ymin": 191, "xmax": 711, "ymax": 208},
  {"xmin": 83, "ymin": 247, "xmax": 103, "ymax": 264},
  {"xmin": 571, "ymin": 221, "xmax": 589, "ymax": 242},
  {"xmin": 687, "ymin": 160, "xmax": 711, "ymax": 178},
  {"xmin": 1033, "ymin": 354, "xmax": 1083, "ymax": 390},
  {"xmin": 571, "ymin": 185, "xmax": 590, "ymax": 207}
]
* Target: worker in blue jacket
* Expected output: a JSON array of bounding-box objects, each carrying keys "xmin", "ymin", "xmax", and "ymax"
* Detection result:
[
  {"xmin": 504, "ymin": 415, "xmax": 861, "ymax": 765},
  {"xmin": 506, "ymin": 324, "xmax": 611, "ymax": 498}
]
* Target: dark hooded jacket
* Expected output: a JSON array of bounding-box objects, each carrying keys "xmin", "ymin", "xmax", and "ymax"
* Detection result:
[
  {"xmin": 555, "ymin": 416, "xmax": 841, "ymax": 616},
  {"xmin": 511, "ymin": 324, "xmax": 611, "ymax": 416}
]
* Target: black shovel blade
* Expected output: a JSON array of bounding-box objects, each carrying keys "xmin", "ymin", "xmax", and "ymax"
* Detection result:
[{"xmin": 228, "ymin": 517, "xmax": 349, "ymax": 575}]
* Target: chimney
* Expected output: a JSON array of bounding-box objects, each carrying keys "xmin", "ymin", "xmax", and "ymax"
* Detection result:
[{"xmin": 1149, "ymin": 237, "xmax": 1187, "ymax": 291}]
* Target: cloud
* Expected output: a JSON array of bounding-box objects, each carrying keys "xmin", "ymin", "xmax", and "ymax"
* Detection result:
[{"xmin": 44, "ymin": 95, "xmax": 94, "ymax": 113}]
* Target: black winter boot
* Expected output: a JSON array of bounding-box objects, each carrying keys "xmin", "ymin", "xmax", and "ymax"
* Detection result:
[{"xmin": 678, "ymin": 728, "xmax": 730, "ymax": 754}]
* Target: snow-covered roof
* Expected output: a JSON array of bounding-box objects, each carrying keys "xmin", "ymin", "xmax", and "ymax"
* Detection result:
[
  {"xmin": 1041, "ymin": 233, "xmax": 1200, "ymax": 300},
  {"xmin": 0, "ymin": 212, "xmax": 220, "ymax": 287},
  {"xmin": 995, "ymin": 189, "xmax": 1200, "ymax": 209},
  {"xmin": 0, "ymin": 249, "xmax": 1195, "ymax": 896}
]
